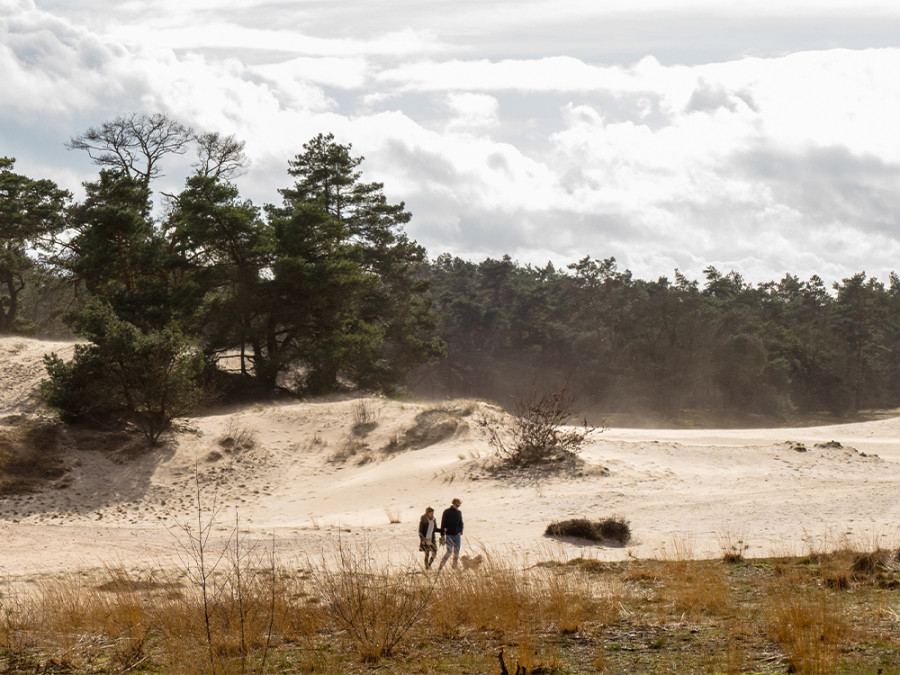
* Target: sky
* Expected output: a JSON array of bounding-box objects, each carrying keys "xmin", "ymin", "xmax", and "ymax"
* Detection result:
[{"xmin": 3, "ymin": 0, "xmax": 900, "ymax": 286}]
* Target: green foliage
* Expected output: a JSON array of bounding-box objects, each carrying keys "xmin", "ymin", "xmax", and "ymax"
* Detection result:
[
  {"xmin": 42, "ymin": 300, "xmax": 203, "ymax": 443},
  {"xmin": 255, "ymin": 133, "xmax": 443, "ymax": 393},
  {"xmin": 0, "ymin": 157, "xmax": 70, "ymax": 334},
  {"xmin": 59, "ymin": 170, "xmax": 175, "ymax": 330},
  {"xmin": 165, "ymin": 172, "xmax": 270, "ymax": 366},
  {"xmin": 22, "ymin": 114, "xmax": 900, "ymax": 420},
  {"xmin": 420, "ymin": 254, "xmax": 900, "ymax": 419}
]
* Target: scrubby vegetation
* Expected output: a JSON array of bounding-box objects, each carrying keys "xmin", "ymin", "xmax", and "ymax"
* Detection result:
[
  {"xmin": 0, "ymin": 422, "xmax": 65, "ymax": 495},
  {"xmin": 2, "ymin": 538, "xmax": 900, "ymax": 673},
  {"xmin": 479, "ymin": 384, "xmax": 596, "ymax": 469},
  {"xmin": 545, "ymin": 517, "xmax": 632, "ymax": 545},
  {"xmin": 6, "ymin": 115, "xmax": 900, "ymax": 442}
]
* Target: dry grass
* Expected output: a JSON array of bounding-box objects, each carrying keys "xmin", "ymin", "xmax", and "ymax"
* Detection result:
[
  {"xmin": 384, "ymin": 507, "xmax": 401, "ymax": 524},
  {"xmin": 2, "ymin": 538, "xmax": 900, "ymax": 673},
  {"xmin": 766, "ymin": 572, "xmax": 848, "ymax": 675},
  {"xmin": 351, "ymin": 398, "xmax": 380, "ymax": 436},
  {"xmin": 217, "ymin": 418, "xmax": 257, "ymax": 453},
  {"xmin": 329, "ymin": 436, "xmax": 370, "ymax": 464}
]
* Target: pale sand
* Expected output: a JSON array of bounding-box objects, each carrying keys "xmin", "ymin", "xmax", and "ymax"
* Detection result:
[{"xmin": 2, "ymin": 336, "xmax": 900, "ymax": 578}]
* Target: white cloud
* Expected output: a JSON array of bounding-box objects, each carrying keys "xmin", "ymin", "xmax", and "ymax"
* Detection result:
[
  {"xmin": 444, "ymin": 93, "xmax": 500, "ymax": 135},
  {"xmin": 105, "ymin": 23, "xmax": 447, "ymax": 59},
  {"xmin": 252, "ymin": 56, "xmax": 370, "ymax": 90},
  {"xmin": 7, "ymin": 0, "xmax": 900, "ymax": 284}
]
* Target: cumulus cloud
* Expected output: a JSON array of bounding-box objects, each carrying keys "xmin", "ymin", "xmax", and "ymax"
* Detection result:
[{"xmin": 6, "ymin": 0, "xmax": 900, "ymax": 284}]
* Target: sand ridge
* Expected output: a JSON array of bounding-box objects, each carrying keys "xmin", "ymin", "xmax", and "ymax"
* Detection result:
[{"xmin": 2, "ymin": 336, "xmax": 900, "ymax": 578}]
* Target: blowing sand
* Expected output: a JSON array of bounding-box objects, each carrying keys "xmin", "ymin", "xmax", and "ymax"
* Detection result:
[{"xmin": 2, "ymin": 336, "xmax": 900, "ymax": 579}]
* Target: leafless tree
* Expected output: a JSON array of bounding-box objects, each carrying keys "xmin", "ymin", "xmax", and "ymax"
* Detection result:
[
  {"xmin": 67, "ymin": 112, "xmax": 193, "ymax": 184},
  {"xmin": 193, "ymin": 131, "xmax": 249, "ymax": 180}
]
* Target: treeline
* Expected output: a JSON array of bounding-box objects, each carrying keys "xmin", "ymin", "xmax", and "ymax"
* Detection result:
[
  {"xmin": 3, "ymin": 113, "xmax": 900, "ymax": 438},
  {"xmin": 413, "ymin": 255, "xmax": 900, "ymax": 421}
]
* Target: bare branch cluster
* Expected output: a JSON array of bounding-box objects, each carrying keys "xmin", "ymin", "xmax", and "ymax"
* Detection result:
[
  {"xmin": 194, "ymin": 131, "xmax": 249, "ymax": 180},
  {"xmin": 67, "ymin": 113, "xmax": 193, "ymax": 183},
  {"xmin": 480, "ymin": 384, "xmax": 597, "ymax": 468},
  {"xmin": 309, "ymin": 540, "xmax": 437, "ymax": 662}
]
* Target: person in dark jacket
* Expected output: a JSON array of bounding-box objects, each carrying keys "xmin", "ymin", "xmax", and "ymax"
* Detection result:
[
  {"xmin": 438, "ymin": 498, "xmax": 463, "ymax": 570},
  {"xmin": 418, "ymin": 506, "xmax": 438, "ymax": 568}
]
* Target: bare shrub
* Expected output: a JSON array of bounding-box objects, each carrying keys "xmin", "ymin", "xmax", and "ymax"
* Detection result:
[
  {"xmin": 479, "ymin": 384, "xmax": 597, "ymax": 468},
  {"xmin": 309, "ymin": 541, "xmax": 436, "ymax": 662},
  {"xmin": 159, "ymin": 470, "xmax": 299, "ymax": 673},
  {"xmin": 217, "ymin": 418, "xmax": 257, "ymax": 452},
  {"xmin": 351, "ymin": 398, "xmax": 379, "ymax": 436}
]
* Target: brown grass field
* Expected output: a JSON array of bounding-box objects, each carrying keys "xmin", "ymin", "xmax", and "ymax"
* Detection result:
[{"xmin": 2, "ymin": 535, "xmax": 900, "ymax": 674}]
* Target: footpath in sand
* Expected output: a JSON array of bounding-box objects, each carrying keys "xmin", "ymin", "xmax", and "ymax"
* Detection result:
[{"xmin": 2, "ymin": 336, "xmax": 900, "ymax": 578}]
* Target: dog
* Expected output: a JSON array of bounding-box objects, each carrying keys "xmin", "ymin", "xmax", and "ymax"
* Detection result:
[{"xmin": 459, "ymin": 553, "xmax": 484, "ymax": 570}]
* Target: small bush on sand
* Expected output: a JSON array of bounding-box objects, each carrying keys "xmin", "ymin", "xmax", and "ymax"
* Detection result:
[
  {"xmin": 351, "ymin": 399, "xmax": 379, "ymax": 436},
  {"xmin": 545, "ymin": 517, "xmax": 631, "ymax": 545},
  {"xmin": 479, "ymin": 384, "xmax": 597, "ymax": 468},
  {"xmin": 217, "ymin": 418, "xmax": 257, "ymax": 452}
]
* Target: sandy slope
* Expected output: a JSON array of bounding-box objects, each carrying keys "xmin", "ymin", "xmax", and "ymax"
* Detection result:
[{"xmin": 2, "ymin": 336, "xmax": 900, "ymax": 578}]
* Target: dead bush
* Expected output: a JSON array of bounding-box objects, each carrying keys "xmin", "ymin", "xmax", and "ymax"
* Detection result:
[
  {"xmin": 309, "ymin": 541, "xmax": 436, "ymax": 662},
  {"xmin": 479, "ymin": 384, "xmax": 596, "ymax": 468},
  {"xmin": 351, "ymin": 399, "xmax": 379, "ymax": 436},
  {"xmin": 217, "ymin": 418, "xmax": 257, "ymax": 452}
]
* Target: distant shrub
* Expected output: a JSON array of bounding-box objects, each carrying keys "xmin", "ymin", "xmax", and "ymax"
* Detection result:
[
  {"xmin": 351, "ymin": 399, "xmax": 379, "ymax": 436},
  {"xmin": 217, "ymin": 418, "xmax": 257, "ymax": 452},
  {"xmin": 479, "ymin": 384, "xmax": 597, "ymax": 468},
  {"xmin": 0, "ymin": 422, "xmax": 66, "ymax": 494},
  {"xmin": 545, "ymin": 517, "xmax": 631, "ymax": 545}
]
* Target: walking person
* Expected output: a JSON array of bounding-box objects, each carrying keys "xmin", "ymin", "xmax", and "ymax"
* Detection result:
[
  {"xmin": 418, "ymin": 506, "xmax": 438, "ymax": 569},
  {"xmin": 438, "ymin": 498, "xmax": 463, "ymax": 570}
]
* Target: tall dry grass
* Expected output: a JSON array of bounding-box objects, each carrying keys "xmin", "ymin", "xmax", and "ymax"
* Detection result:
[
  {"xmin": 1, "ymin": 531, "xmax": 899, "ymax": 672},
  {"xmin": 647, "ymin": 538, "xmax": 730, "ymax": 619},
  {"xmin": 308, "ymin": 541, "xmax": 436, "ymax": 663},
  {"xmin": 766, "ymin": 572, "xmax": 848, "ymax": 675}
]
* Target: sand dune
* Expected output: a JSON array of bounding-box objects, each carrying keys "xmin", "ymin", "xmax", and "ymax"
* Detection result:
[{"xmin": 2, "ymin": 336, "xmax": 900, "ymax": 579}]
